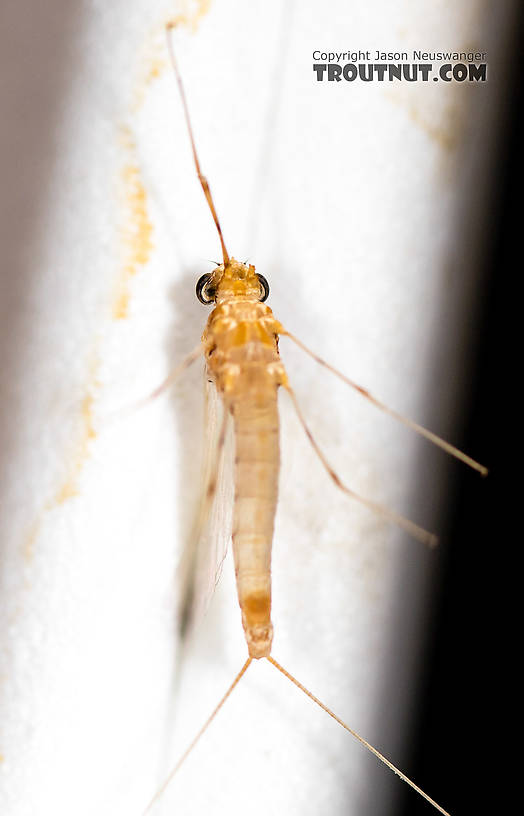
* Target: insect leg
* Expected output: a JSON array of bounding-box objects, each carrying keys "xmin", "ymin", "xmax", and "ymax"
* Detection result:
[
  {"xmin": 281, "ymin": 330, "xmax": 487, "ymax": 476},
  {"xmin": 105, "ymin": 343, "xmax": 203, "ymax": 426},
  {"xmin": 283, "ymin": 382, "xmax": 438, "ymax": 547},
  {"xmin": 141, "ymin": 342, "xmax": 204, "ymax": 405}
]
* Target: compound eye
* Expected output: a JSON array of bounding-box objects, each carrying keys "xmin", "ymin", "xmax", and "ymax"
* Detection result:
[
  {"xmin": 257, "ymin": 274, "xmax": 270, "ymax": 302},
  {"xmin": 196, "ymin": 273, "xmax": 216, "ymax": 305}
]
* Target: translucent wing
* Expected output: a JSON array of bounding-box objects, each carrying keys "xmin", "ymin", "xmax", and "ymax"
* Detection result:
[{"xmin": 178, "ymin": 378, "xmax": 235, "ymax": 637}]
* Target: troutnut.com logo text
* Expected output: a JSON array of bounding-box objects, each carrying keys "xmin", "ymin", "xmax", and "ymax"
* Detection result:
[{"xmin": 313, "ymin": 49, "xmax": 488, "ymax": 82}]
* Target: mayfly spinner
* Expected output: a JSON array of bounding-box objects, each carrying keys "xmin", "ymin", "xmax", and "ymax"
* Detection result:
[{"xmin": 144, "ymin": 24, "xmax": 487, "ymax": 816}]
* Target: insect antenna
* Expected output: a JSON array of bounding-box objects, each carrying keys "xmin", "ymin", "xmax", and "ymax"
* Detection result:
[
  {"xmin": 166, "ymin": 23, "xmax": 230, "ymax": 267},
  {"xmin": 267, "ymin": 656, "xmax": 452, "ymax": 816},
  {"xmin": 143, "ymin": 658, "xmax": 252, "ymax": 814}
]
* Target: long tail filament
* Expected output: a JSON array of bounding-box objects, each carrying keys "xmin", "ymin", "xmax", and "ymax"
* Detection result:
[
  {"xmin": 267, "ymin": 656, "xmax": 452, "ymax": 816},
  {"xmin": 142, "ymin": 658, "xmax": 252, "ymax": 814}
]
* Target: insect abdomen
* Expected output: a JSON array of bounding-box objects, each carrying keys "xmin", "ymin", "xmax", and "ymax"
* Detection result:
[{"xmin": 232, "ymin": 396, "xmax": 279, "ymax": 659}]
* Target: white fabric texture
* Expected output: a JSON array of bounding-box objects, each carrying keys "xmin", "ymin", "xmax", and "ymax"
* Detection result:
[{"xmin": 0, "ymin": 2, "xmax": 511, "ymax": 814}]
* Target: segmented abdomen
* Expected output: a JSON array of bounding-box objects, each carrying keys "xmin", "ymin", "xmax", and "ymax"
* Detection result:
[
  {"xmin": 231, "ymin": 394, "xmax": 279, "ymax": 658},
  {"xmin": 204, "ymin": 294, "xmax": 286, "ymax": 659}
]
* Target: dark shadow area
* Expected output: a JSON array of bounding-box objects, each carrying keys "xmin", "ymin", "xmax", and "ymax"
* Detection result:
[
  {"xmin": 164, "ymin": 267, "xmax": 209, "ymax": 636},
  {"xmin": 145, "ymin": 260, "xmax": 206, "ymax": 777},
  {"xmin": 0, "ymin": 0, "xmax": 87, "ymax": 498},
  {"xmin": 395, "ymin": 8, "xmax": 522, "ymax": 816}
]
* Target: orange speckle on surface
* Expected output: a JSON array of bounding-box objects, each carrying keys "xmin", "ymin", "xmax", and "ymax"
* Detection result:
[
  {"xmin": 145, "ymin": 55, "xmax": 165, "ymax": 84},
  {"xmin": 25, "ymin": 358, "xmax": 100, "ymax": 557},
  {"xmin": 24, "ymin": 522, "xmax": 39, "ymax": 561},
  {"xmin": 406, "ymin": 101, "xmax": 460, "ymax": 152},
  {"xmin": 81, "ymin": 390, "xmax": 97, "ymax": 442},
  {"xmin": 51, "ymin": 359, "xmax": 100, "ymax": 507},
  {"xmin": 166, "ymin": 0, "xmax": 211, "ymax": 34},
  {"xmin": 22, "ymin": 3, "xmax": 213, "ymax": 559},
  {"xmin": 132, "ymin": 1, "xmax": 211, "ymax": 111},
  {"xmin": 114, "ymin": 130, "xmax": 153, "ymax": 320},
  {"xmin": 54, "ymin": 479, "xmax": 79, "ymax": 504},
  {"xmin": 130, "ymin": 53, "xmax": 167, "ymax": 113},
  {"xmin": 115, "ymin": 1, "xmax": 212, "ymax": 313},
  {"xmin": 385, "ymin": 90, "xmax": 463, "ymax": 154}
]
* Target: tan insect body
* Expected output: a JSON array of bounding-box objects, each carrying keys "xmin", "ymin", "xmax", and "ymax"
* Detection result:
[{"xmin": 203, "ymin": 259, "xmax": 287, "ymax": 658}]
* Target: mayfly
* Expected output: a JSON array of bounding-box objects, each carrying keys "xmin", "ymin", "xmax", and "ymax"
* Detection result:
[{"xmin": 144, "ymin": 24, "xmax": 487, "ymax": 815}]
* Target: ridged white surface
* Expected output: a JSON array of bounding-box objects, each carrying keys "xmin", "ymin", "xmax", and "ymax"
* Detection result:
[{"xmin": 0, "ymin": 2, "xmax": 511, "ymax": 814}]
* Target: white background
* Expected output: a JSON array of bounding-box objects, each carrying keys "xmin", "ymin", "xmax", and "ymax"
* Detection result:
[{"xmin": 0, "ymin": 1, "xmax": 514, "ymax": 814}]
